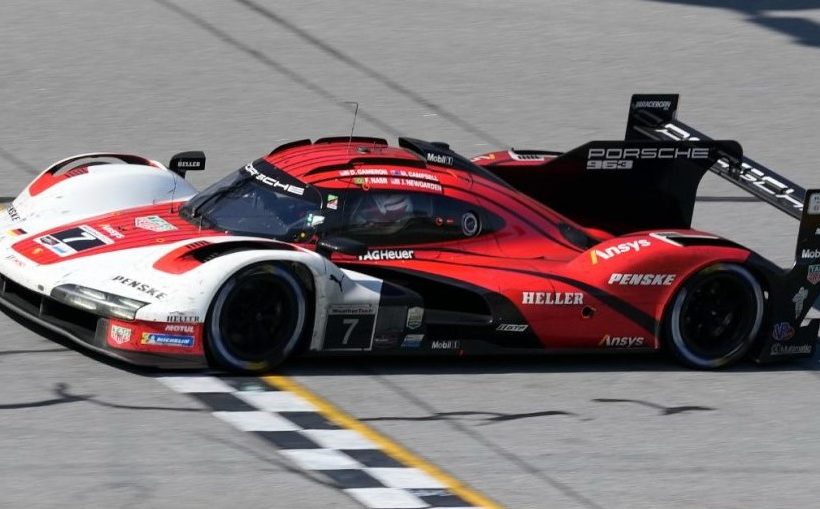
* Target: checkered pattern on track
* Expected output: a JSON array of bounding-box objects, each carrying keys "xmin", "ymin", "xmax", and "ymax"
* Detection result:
[{"xmin": 158, "ymin": 376, "xmax": 480, "ymax": 509}]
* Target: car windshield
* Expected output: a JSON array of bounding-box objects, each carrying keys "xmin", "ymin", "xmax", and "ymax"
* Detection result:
[{"xmin": 180, "ymin": 161, "xmax": 324, "ymax": 241}]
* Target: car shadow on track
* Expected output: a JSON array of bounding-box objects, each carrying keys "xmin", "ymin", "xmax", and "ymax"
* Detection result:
[
  {"xmin": 647, "ymin": 0, "xmax": 820, "ymax": 49},
  {"xmin": 6, "ymin": 305, "xmax": 818, "ymax": 377}
]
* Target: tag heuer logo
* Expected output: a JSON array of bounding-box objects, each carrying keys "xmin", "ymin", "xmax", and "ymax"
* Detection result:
[
  {"xmin": 110, "ymin": 325, "xmax": 132, "ymax": 345},
  {"xmin": 808, "ymin": 265, "xmax": 820, "ymax": 285}
]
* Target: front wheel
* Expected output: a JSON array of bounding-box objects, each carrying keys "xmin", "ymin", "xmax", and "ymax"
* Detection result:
[
  {"xmin": 664, "ymin": 263, "xmax": 764, "ymax": 369},
  {"xmin": 206, "ymin": 263, "xmax": 308, "ymax": 373}
]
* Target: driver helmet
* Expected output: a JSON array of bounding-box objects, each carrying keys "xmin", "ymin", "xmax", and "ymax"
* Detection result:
[{"xmin": 353, "ymin": 193, "xmax": 413, "ymax": 224}]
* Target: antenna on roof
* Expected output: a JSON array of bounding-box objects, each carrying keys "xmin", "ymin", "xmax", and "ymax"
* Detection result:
[{"xmin": 342, "ymin": 101, "xmax": 359, "ymax": 152}]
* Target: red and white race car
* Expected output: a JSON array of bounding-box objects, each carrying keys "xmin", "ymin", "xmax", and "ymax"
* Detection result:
[{"xmin": 0, "ymin": 94, "xmax": 817, "ymax": 372}]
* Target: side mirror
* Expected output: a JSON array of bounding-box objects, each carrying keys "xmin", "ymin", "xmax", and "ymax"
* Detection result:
[
  {"xmin": 316, "ymin": 236, "xmax": 368, "ymax": 258},
  {"xmin": 169, "ymin": 151, "xmax": 206, "ymax": 178}
]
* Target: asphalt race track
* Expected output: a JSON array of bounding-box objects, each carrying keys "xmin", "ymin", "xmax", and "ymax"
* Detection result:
[{"xmin": 2, "ymin": 1, "xmax": 820, "ymax": 507}]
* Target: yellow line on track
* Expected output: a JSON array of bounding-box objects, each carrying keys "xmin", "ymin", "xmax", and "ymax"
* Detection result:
[{"xmin": 262, "ymin": 374, "xmax": 502, "ymax": 509}]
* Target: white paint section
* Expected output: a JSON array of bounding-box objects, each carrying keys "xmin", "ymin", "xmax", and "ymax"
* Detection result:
[
  {"xmin": 301, "ymin": 429, "xmax": 379, "ymax": 450},
  {"xmin": 234, "ymin": 390, "xmax": 318, "ymax": 412},
  {"xmin": 365, "ymin": 467, "xmax": 446, "ymax": 489},
  {"xmin": 280, "ymin": 448, "xmax": 364, "ymax": 471},
  {"xmin": 344, "ymin": 488, "xmax": 428, "ymax": 508},
  {"xmin": 212, "ymin": 411, "xmax": 300, "ymax": 432},
  {"xmin": 156, "ymin": 376, "xmax": 236, "ymax": 393}
]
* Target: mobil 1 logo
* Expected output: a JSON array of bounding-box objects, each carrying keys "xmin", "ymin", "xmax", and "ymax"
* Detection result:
[{"xmin": 323, "ymin": 303, "xmax": 377, "ymax": 350}]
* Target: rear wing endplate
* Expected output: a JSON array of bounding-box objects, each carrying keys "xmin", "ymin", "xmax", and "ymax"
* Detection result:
[{"xmin": 625, "ymin": 94, "xmax": 805, "ymax": 219}]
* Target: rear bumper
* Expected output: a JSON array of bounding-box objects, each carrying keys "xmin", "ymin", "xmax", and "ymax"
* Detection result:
[{"xmin": 0, "ymin": 273, "xmax": 207, "ymax": 369}]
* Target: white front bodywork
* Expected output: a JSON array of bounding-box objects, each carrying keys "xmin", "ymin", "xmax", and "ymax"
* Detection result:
[{"xmin": 0, "ymin": 155, "xmax": 385, "ymax": 354}]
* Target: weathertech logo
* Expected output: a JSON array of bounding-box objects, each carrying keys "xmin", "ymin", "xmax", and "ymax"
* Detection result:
[
  {"xmin": 522, "ymin": 292, "xmax": 583, "ymax": 305},
  {"xmin": 591, "ymin": 239, "xmax": 650, "ymax": 264},
  {"xmin": 599, "ymin": 335, "xmax": 645, "ymax": 348},
  {"xmin": 358, "ymin": 249, "xmax": 414, "ymax": 261},
  {"xmin": 608, "ymin": 273, "xmax": 675, "ymax": 286}
]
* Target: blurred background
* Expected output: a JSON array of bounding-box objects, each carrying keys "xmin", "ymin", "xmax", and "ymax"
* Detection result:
[{"xmin": 1, "ymin": 1, "xmax": 819, "ymax": 508}]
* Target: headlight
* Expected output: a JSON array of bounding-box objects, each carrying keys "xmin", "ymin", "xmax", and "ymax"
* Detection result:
[{"xmin": 50, "ymin": 284, "xmax": 148, "ymax": 320}]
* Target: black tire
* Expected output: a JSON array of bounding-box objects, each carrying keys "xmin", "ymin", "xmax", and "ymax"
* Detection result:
[
  {"xmin": 206, "ymin": 263, "xmax": 308, "ymax": 373},
  {"xmin": 664, "ymin": 263, "xmax": 764, "ymax": 369}
]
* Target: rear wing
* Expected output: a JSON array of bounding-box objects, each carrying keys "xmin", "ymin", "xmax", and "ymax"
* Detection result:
[{"xmin": 625, "ymin": 94, "xmax": 805, "ymax": 219}]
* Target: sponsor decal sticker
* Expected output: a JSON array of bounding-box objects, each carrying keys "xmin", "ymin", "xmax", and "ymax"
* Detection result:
[
  {"xmin": 140, "ymin": 333, "xmax": 194, "ymax": 348},
  {"xmin": 134, "ymin": 215, "xmax": 177, "ymax": 232},
  {"xmin": 808, "ymin": 193, "xmax": 820, "ymax": 215},
  {"xmin": 522, "ymin": 291, "xmax": 584, "ymax": 305},
  {"xmin": 406, "ymin": 306, "xmax": 424, "ymax": 330},
  {"xmin": 808, "ymin": 265, "xmax": 820, "ymax": 285},
  {"xmin": 771, "ymin": 322, "xmax": 795, "ymax": 342},
  {"xmin": 100, "ymin": 224, "xmax": 125, "ymax": 239},
  {"xmin": 401, "ymin": 334, "xmax": 424, "ymax": 348},
  {"xmin": 599, "ymin": 335, "xmax": 645, "ymax": 348},
  {"xmin": 770, "ymin": 343, "xmax": 811, "ymax": 356},
  {"xmin": 426, "ymin": 153, "xmax": 453, "ymax": 166},
  {"xmin": 406, "ymin": 307, "xmax": 424, "ymax": 330},
  {"xmin": 109, "ymin": 325, "xmax": 132, "ymax": 345},
  {"xmin": 7, "ymin": 228, "xmax": 26, "ymax": 236},
  {"xmin": 326, "ymin": 194, "xmax": 339, "ymax": 210},
  {"xmin": 590, "ymin": 239, "xmax": 650, "ymax": 264},
  {"xmin": 608, "ymin": 273, "xmax": 675, "ymax": 286},
  {"xmin": 496, "ymin": 323, "xmax": 529, "ymax": 332},
  {"xmin": 5, "ymin": 254, "xmax": 25, "ymax": 267},
  {"xmin": 431, "ymin": 339, "xmax": 460, "ymax": 350},
  {"xmin": 6, "ymin": 205, "xmax": 20, "ymax": 221},
  {"xmin": 328, "ymin": 303, "xmax": 376, "ymax": 315},
  {"xmin": 801, "ymin": 249, "xmax": 820, "ymax": 261},
  {"xmin": 164, "ymin": 324, "xmax": 195, "ymax": 334},
  {"xmin": 633, "ymin": 100, "xmax": 673, "ymax": 110},
  {"xmin": 793, "ymin": 286, "xmax": 809, "ymax": 318},
  {"xmin": 358, "ymin": 249, "xmax": 414, "ymax": 261},
  {"xmin": 112, "ymin": 275, "xmax": 167, "ymax": 299},
  {"xmin": 166, "ymin": 313, "xmax": 201, "ymax": 323}
]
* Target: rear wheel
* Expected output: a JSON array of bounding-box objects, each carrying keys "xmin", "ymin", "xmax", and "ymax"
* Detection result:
[
  {"xmin": 665, "ymin": 263, "xmax": 764, "ymax": 369},
  {"xmin": 206, "ymin": 263, "xmax": 308, "ymax": 373}
]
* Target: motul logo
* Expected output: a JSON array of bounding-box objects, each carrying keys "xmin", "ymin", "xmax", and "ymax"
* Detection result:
[
  {"xmin": 599, "ymin": 335, "xmax": 645, "ymax": 348},
  {"xmin": 608, "ymin": 273, "xmax": 675, "ymax": 286},
  {"xmin": 522, "ymin": 292, "xmax": 583, "ymax": 305},
  {"xmin": 591, "ymin": 239, "xmax": 650, "ymax": 264}
]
